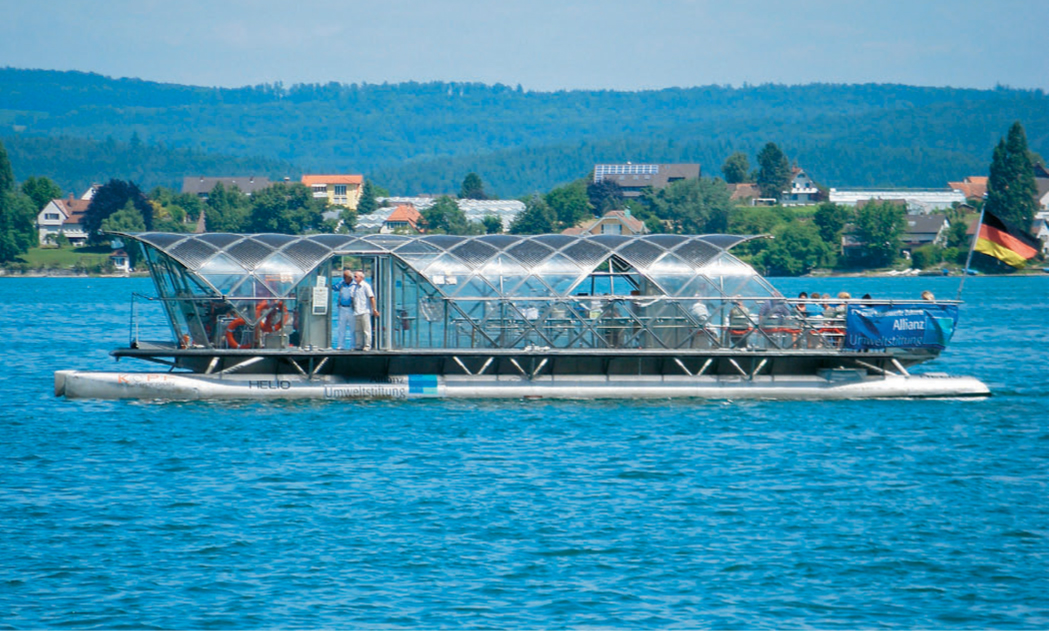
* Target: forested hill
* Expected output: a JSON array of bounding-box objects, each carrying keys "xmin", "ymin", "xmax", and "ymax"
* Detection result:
[{"xmin": 2, "ymin": 67, "xmax": 1047, "ymax": 196}]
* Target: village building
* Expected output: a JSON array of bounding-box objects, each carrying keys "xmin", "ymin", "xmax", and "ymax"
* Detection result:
[
  {"xmin": 727, "ymin": 183, "xmax": 764, "ymax": 205},
  {"xmin": 1034, "ymin": 164, "xmax": 1049, "ymax": 211},
  {"xmin": 901, "ymin": 214, "xmax": 950, "ymax": 252},
  {"xmin": 592, "ymin": 163, "xmax": 700, "ymax": 198},
  {"xmin": 181, "ymin": 176, "xmax": 272, "ymax": 199},
  {"xmin": 562, "ymin": 210, "xmax": 648, "ymax": 236},
  {"xmin": 108, "ymin": 249, "xmax": 131, "ymax": 274},
  {"xmin": 301, "ymin": 174, "xmax": 364, "ymax": 210},
  {"xmin": 380, "ymin": 204, "xmax": 424, "ymax": 234},
  {"xmin": 36, "ymin": 189, "xmax": 96, "ymax": 246},
  {"xmin": 947, "ymin": 176, "xmax": 988, "ymax": 201},
  {"xmin": 829, "ymin": 188, "xmax": 965, "ymax": 213},
  {"xmin": 782, "ymin": 167, "xmax": 820, "ymax": 205},
  {"xmin": 357, "ymin": 197, "xmax": 525, "ymax": 233}
]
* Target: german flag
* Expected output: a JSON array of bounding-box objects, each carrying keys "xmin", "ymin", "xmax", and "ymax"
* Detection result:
[{"xmin": 974, "ymin": 210, "xmax": 1041, "ymax": 268}]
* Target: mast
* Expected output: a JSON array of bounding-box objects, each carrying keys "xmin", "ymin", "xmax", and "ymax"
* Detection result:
[{"xmin": 955, "ymin": 205, "xmax": 985, "ymax": 300}]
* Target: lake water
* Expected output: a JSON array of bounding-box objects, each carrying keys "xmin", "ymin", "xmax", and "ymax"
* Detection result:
[{"xmin": 1, "ymin": 275, "xmax": 1047, "ymax": 628}]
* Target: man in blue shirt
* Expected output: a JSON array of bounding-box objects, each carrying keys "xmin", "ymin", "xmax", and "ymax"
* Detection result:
[{"xmin": 332, "ymin": 269, "xmax": 357, "ymax": 350}]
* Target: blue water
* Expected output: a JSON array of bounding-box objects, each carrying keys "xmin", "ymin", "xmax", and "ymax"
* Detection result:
[{"xmin": 1, "ymin": 275, "xmax": 1047, "ymax": 628}]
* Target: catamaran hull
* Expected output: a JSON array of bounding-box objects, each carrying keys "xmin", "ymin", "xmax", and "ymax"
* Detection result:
[{"xmin": 55, "ymin": 370, "xmax": 990, "ymax": 401}]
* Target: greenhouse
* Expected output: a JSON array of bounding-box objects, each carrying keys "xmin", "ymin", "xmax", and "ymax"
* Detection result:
[{"xmin": 127, "ymin": 232, "xmax": 787, "ymax": 352}]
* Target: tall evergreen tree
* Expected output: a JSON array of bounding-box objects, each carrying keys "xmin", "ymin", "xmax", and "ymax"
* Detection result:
[
  {"xmin": 756, "ymin": 143, "xmax": 792, "ymax": 202},
  {"xmin": 985, "ymin": 121, "xmax": 1039, "ymax": 228},
  {"xmin": 458, "ymin": 172, "xmax": 488, "ymax": 200},
  {"xmin": 356, "ymin": 180, "xmax": 378, "ymax": 215}
]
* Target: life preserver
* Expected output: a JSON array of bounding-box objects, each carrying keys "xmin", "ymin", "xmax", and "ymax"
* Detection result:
[
  {"xmin": 225, "ymin": 317, "xmax": 247, "ymax": 348},
  {"xmin": 256, "ymin": 300, "xmax": 287, "ymax": 333}
]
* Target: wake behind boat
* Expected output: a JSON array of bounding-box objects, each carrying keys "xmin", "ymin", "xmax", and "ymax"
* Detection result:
[{"xmin": 56, "ymin": 232, "xmax": 989, "ymax": 400}]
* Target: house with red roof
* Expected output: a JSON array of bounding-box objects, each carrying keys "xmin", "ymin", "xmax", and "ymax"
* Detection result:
[
  {"xmin": 380, "ymin": 204, "xmax": 424, "ymax": 234},
  {"xmin": 37, "ymin": 194, "xmax": 91, "ymax": 246},
  {"xmin": 947, "ymin": 176, "xmax": 988, "ymax": 201}
]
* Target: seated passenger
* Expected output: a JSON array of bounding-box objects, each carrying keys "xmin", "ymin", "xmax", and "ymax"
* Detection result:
[
  {"xmin": 728, "ymin": 299, "xmax": 752, "ymax": 347},
  {"xmin": 806, "ymin": 292, "xmax": 824, "ymax": 319}
]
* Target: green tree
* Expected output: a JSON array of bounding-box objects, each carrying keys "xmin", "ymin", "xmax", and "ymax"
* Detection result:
[
  {"xmin": 338, "ymin": 206, "xmax": 357, "ymax": 233},
  {"xmin": 756, "ymin": 142, "xmax": 792, "ymax": 202},
  {"xmin": 481, "ymin": 215, "xmax": 503, "ymax": 234},
  {"xmin": 422, "ymin": 196, "xmax": 471, "ymax": 234},
  {"xmin": 151, "ymin": 186, "xmax": 203, "ymax": 225},
  {"xmin": 245, "ymin": 183, "xmax": 324, "ymax": 234},
  {"xmin": 852, "ymin": 200, "xmax": 905, "ymax": 267},
  {"xmin": 356, "ymin": 180, "xmax": 378, "ymax": 215},
  {"xmin": 586, "ymin": 179, "xmax": 623, "ymax": 213},
  {"xmin": 458, "ymin": 172, "xmax": 488, "ymax": 200},
  {"xmin": 910, "ymin": 245, "xmax": 943, "ymax": 269},
  {"xmin": 84, "ymin": 179, "xmax": 152, "ymax": 240},
  {"xmin": 0, "ymin": 140, "xmax": 43, "ymax": 261},
  {"xmin": 545, "ymin": 180, "xmax": 591, "ymax": 229},
  {"xmin": 509, "ymin": 195, "xmax": 557, "ymax": 234},
  {"xmin": 0, "ymin": 139, "xmax": 13, "ymax": 195},
  {"xmin": 100, "ymin": 200, "xmax": 147, "ymax": 233},
  {"xmin": 100, "ymin": 201, "xmax": 146, "ymax": 268},
  {"xmin": 0, "ymin": 192, "xmax": 38, "ymax": 262},
  {"xmin": 644, "ymin": 178, "xmax": 732, "ymax": 234},
  {"xmin": 761, "ymin": 221, "xmax": 832, "ymax": 276},
  {"xmin": 728, "ymin": 206, "xmax": 789, "ymax": 235},
  {"xmin": 21, "ymin": 176, "xmax": 63, "ymax": 211},
  {"xmin": 945, "ymin": 217, "xmax": 970, "ymax": 249},
  {"xmin": 205, "ymin": 182, "xmax": 251, "ymax": 232},
  {"xmin": 985, "ymin": 121, "xmax": 1039, "ymax": 228},
  {"xmin": 813, "ymin": 202, "xmax": 852, "ymax": 245},
  {"xmin": 721, "ymin": 151, "xmax": 751, "ymax": 184}
]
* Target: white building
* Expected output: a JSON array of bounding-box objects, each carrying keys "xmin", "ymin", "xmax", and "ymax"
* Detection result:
[
  {"xmin": 37, "ymin": 192, "xmax": 94, "ymax": 246},
  {"xmin": 357, "ymin": 197, "xmax": 526, "ymax": 233},
  {"xmin": 829, "ymin": 188, "xmax": 965, "ymax": 213},
  {"xmin": 782, "ymin": 167, "xmax": 820, "ymax": 205}
]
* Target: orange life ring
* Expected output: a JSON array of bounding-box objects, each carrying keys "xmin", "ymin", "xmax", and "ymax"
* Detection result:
[
  {"xmin": 225, "ymin": 317, "xmax": 247, "ymax": 348},
  {"xmin": 256, "ymin": 300, "xmax": 287, "ymax": 333}
]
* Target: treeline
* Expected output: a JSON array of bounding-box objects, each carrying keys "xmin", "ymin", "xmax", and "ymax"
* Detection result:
[
  {"xmin": 1, "ymin": 134, "xmax": 295, "ymax": 196},
  {"xmin": 2, "ymin": 68, "xmax": 1047, "ymax": 195}
]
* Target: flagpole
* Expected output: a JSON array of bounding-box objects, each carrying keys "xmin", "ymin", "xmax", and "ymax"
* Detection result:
[{"xmin": 955, "ymin": 205, "xmax": 985, "ymax": 300}]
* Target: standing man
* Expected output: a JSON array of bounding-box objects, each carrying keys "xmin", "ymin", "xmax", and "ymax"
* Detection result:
[
  {"xmin": 332, "ymin": 269, "xmax": 357, "ymax": 350},
  {"xmin": 353, "ymin": 270, "xmax": 380, "ymax": 351}
]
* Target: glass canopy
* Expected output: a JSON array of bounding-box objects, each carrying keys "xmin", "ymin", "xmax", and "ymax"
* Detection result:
[{"xmin": 124, "ymin": 232, "xmax": 781, "ymax": 351}]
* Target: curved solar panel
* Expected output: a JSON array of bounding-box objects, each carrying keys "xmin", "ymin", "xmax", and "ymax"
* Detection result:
[{"xmin": 122, "ymin": 232, "xmax": 767, "ymax": 301}]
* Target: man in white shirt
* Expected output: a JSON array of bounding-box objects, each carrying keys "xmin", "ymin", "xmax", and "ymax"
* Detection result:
[{"xmin": 352, "ymin": 270, "xmax": 380, "ymax": 351}]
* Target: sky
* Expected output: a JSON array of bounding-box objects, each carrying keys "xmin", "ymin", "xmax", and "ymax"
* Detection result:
[{"xmin": 1, "ymin": 0, "xmax": 1046, "ymax": 92}]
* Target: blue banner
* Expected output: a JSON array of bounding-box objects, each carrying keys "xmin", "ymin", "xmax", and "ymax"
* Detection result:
[{"xmin": 843, "ymin": 304, "xmax": 959, "ymax": 351}]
